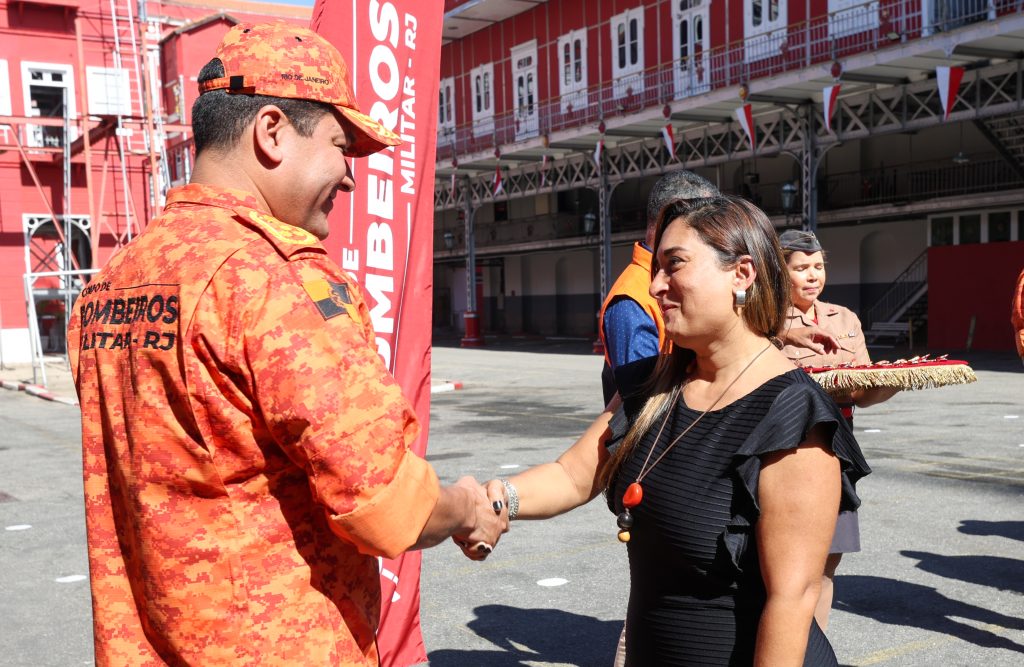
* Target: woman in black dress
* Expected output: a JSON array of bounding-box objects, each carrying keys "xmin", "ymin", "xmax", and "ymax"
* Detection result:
[{"xmin": 471, "ymin": 196, "xmax": 870, "ymax": 666}]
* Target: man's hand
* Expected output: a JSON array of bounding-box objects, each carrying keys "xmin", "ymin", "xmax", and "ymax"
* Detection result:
[
  {"xmin": 782, "ymin": 325, "xmax": 840, "ymax": 356},
  {"xmin": 450, "ymin": 477, "xmax": 508, "ymax": 561}
]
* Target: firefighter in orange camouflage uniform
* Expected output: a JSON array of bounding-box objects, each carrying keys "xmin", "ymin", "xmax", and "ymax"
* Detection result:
[{"xmin": 67, "ymin": 22, "xmax": 506, "ymax": 666}]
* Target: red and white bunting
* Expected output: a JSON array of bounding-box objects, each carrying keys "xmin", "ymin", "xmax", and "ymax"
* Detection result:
[
  {"xmin": 661, "ymin": 123, "xmax": 676, "ymax": 160},
  {"xmin": 822, "ymin": 84, "xmax": 841, "ymax": 134},
  {"xmin": 593, "ymin": 139, "xmax": 604, "ymax": 172},
  {"xmin": 735, "ymin": 103, "xmax": 755, "ymax": 148},
  {"xmin": 493, "ymin": 163, "xmax": 504, "ymax": 196},
  {"xmin": 540, "ymin": 154, "xmax": 549, "ymax": 187},
  {"xmin": 936, "ymin": 66, "xmax": 965, "ymax": 120}
]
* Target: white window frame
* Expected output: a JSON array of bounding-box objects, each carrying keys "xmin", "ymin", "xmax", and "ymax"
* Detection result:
[
  {"xmin": 828, "ymin": 0, "xmax": 880, "ymax": 39},
  {"xmin": 744, "ymin": 0, "xmax": 787, "ymax": 62},
  {"xmin": 610, "ymin": 7, "xmax": 645, "ymax": 98},
  {"xmin": 0, "ymin": 59, "xmax": 12, "ymax": 116},
  {"xmin": 510, "ymin": 40, "xmax": 539, "ymax": 141},
  {"xmin": 86, "ymin": 66, "xmax": 132, "ymax": 116},
  {"xmin": 0, "ymin": 59, "xmax": 11, "ymax": 146},
  {"xmin": 673, "ymin": 0, "xmax": 711, "ymax": 99},
  {"xmin": 21, "ymin": 61, "xmax": 79, "ymax": 148},
  {"xmin": 438, "ymin": 76, "xmax": 455, "ymax": 140},
  {"xmin": 557, "ymin": 29, "xmax": 588, "ymax": 113},
  {"xmin": 470, "ymin": 62, "xmax": 494, "ymax": 138}
]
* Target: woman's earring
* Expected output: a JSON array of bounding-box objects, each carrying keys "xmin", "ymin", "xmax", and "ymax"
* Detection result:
[{"xmin": 734, "ymin": 289, "xmax": 747, "ymax": 307}]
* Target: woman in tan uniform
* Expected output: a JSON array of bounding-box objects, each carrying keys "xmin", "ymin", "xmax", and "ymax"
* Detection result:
[{"xmin": 778, "ymin": 229, "xmax": 897, "ymax": 632}]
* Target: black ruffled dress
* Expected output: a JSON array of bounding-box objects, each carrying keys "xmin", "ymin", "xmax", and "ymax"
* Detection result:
[{"xmin": 609, "ymin": 369, "xmax": 870, "ymax": 666}]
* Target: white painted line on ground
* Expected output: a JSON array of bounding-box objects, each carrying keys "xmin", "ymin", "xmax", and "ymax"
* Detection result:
[
  {"xmin": 430, "ymin": 381, "xmax": 464, "ymax": 394},
  {"xmin": 54, "ymin": 574, "xmax": 87, "ymax": 584},
  {"xmin": 1004, "ymin": 415, "xmax": 1019, "ymax": 419},
  {"xmin": 864, "ymin": 429, "xmax": 882, "ymax": 433},
  {"xmin": 500, "ymin": 464, "xmax": 520, "ymax": 469},
  {"xmin": 536, "ymin": 577, "xmax": 568, "ymax": 587},
  {"xmin": 5, "ymin": 524, "xmax": 32, "ymax": 531}
]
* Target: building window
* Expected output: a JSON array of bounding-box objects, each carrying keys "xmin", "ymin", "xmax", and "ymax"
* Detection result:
[
  {"xmin": 930, "ymin": 217, "xmax": 953, "ymax": 246},
  {"xmin": 438, "ymin": 77, "xmax": 455, "ymax": 139},
  {"xmin": 557, "ymin": 29, "xmax": 588, "ymax": 113},
  {"xmin": 610, "ymin": 8, "xmax": 645, "ymax": 98},
  {"xmin": 470, "ymin": 63, "xmax": 494, "ymax": 138},
  {"xmin": 989, "ymin": 211, "xmax": 1011, "ymax": 242},
  {"xmin": 21, "ymin": 61, "xmax": 78, "ymax": 148},
  {"xmin": 960, "ymin": 214, "xmax": 981, "ymax": 244},
  {"xmin": 674, "ymin": 0, "xmax": 709, "ymax": 99},
  {"xmin": 828, "ymin": 0, "xmax": 880, "ymax": 39},
  {"xmin": 0, "ymin": 59, "xmax": 11, "ymax": 116},
  {"xmin": 744, "ymin": 0, "xmax": 787, "ymax": 62},
  {"xmin": 511, "ymin": 40, "xmax": 539, "ymax": 140},
  {"xmin": 86, "ymin": 67, "xmax": 131, "ymax": 116}
]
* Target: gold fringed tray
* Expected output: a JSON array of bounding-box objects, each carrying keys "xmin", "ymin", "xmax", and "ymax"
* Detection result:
[{"xmin": 804, "ymin": 355, "xmax": 977, "ymax": 395}]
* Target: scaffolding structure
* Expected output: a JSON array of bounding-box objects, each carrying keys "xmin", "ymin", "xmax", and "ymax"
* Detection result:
[{"xmin": 0, "ymin": 0, "xmax": 189, "ymax": 384}]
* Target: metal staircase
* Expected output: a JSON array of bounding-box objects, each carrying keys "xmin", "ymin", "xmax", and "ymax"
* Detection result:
[
  {"xmin": 862, "ymin": 250, "xmax": 929, "ymax": 348},
  {"xmin": 976, "ymin": 113, "xmax": 1024, "ymax": 182}
]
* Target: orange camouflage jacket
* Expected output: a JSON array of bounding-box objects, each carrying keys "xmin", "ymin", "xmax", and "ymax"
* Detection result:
[{"xmin": 67, "ymin": 183, "xmax": 440, "ymax": 666}]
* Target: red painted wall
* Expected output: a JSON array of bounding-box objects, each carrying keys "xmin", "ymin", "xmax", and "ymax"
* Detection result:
[
  {"xmin": 928, "ymin": 242, "xmax": 1024, "ymax": 351},
  {"xmin": 1, "ymin": 0, "xmax": 308, "ymax": 334}
]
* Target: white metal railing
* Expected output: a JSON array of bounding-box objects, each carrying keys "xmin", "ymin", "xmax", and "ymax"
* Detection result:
[{"xmin": 437, "ymin": 0, "xmax": 1015, "ymax": 161}]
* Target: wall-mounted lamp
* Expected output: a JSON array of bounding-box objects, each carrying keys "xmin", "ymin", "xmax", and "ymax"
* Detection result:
[{"xmin": 781, "ymin": 182, "xmax": 799, "ymax": 222}]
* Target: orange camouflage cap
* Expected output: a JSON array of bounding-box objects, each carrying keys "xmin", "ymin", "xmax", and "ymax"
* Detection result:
[{"xmin": 198, "ymin": 22, "xmax": 401, "ymax": 157}]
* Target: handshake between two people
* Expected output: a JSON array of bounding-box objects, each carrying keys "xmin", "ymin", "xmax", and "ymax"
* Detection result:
[
  {"xmin": 450, "ymin": 477, "xmax": 514, "ymax": 562},
  {"xmin": 412, "ymin": 476, "xmax": 511, "ymax": 562}
]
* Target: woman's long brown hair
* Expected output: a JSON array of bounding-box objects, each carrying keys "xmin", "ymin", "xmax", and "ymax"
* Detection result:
[{"xmin": 598, "ymin": 195, "xmax": 790, "ymax": 490}]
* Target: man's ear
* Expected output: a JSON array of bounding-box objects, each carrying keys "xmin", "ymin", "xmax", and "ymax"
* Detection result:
[
  {"xmin": 252, "ymin": 105, "xmax": 289, "ymax": 166},
  {"xmin": 734, "ymin": 255, "xmax": 756, "ymax": 291}
]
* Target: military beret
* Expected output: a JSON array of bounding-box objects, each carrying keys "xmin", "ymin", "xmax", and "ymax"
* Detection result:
[{"xmin": 778, "ymin": 229, "xmax": 823, "ymax": 253}]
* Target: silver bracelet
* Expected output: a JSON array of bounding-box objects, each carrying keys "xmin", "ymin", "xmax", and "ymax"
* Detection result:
[{"xmin": 500, "ymin": 478, "xmax": 520, "ymax": 520}]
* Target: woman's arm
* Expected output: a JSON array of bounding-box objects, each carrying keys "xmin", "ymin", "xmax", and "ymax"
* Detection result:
[
  {"xmin": 850, "ymin": 385, "xmax": 900, "ymax": 408},
  {"xmin": 483, "ymin": 406, "xmax": 617, "ymax": 520},
  {"xmin": 754, "ymin": 425, "xmax": 840, "ymax": 666}
]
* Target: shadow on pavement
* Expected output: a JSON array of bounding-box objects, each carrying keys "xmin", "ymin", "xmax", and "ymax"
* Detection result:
[
  {"xmin": 427, "ymin": 604, "xmax": 621, "ymax": 666},
  {"xmin": 834, "ymin": 575, "xmax": 1024, "ymax": 654},
  {"xmin": 958, "ymin": 519, "xmax": 1024, "ymax": 543},
  {"xmin": 901, "ymin": 550, "xmax": 1024, "ymax": 595}
]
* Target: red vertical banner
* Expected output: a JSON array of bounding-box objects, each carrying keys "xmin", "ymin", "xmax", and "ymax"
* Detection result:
[{"xmin": 310, "ymin": 2, "xmax": 443, "ymax": 665}]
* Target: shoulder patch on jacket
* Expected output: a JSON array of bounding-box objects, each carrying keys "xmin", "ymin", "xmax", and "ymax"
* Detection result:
[
  {"xmin": 303, "ymin": 279, "xmax": 359, "ymax": 321},
  {"xmin": 242, "ymin": 211, "xmax": 322, "ymax": 258}
]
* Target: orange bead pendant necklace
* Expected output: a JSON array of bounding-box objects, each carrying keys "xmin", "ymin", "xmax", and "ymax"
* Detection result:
[{"xmin": 617, "ymin": 343, "xmax": 772, "ymax": 543}]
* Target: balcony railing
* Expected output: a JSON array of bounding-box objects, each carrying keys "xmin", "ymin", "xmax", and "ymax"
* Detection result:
[
  {"xmin": 437, "ymin": 0, "xmax": 1015, "ymax": 162},
  {"xmin": 821, "ymin": 154, "xmax": 1024, "ymax": 209}
]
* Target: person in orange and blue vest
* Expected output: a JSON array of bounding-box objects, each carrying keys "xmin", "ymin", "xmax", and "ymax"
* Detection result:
[
  {"xmin": 67, "ymin": 22, "xmax": 506, "ymax": 667},
  {"xmin": 598, "ymin": 170, "xmax": 719, "ymax": 407}
]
